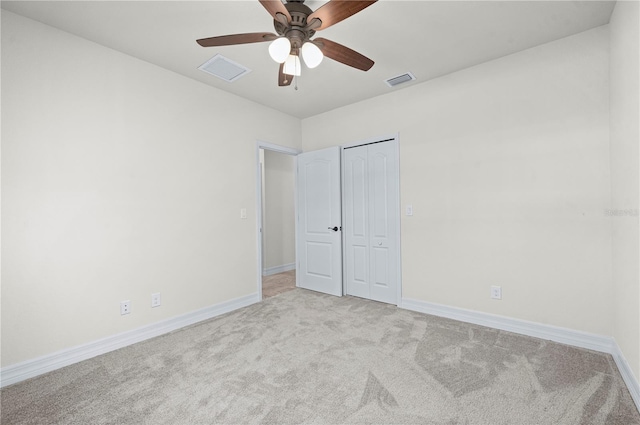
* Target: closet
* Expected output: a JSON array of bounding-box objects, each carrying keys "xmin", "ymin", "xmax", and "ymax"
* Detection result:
[{"xmin": 343, "ymin": 140, "xmax": 400, "ymax": 304}]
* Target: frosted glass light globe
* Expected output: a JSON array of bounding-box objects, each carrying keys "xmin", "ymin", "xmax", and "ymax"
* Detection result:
[
  {"xmin": 283, "ymin": 54, "xmax": 301, "ymax": 76},
  {"xmin": 268, "ymin": 38, "xmax": 291, "ymax": 63},
  {"xmin": 301, "ymin": 42, "xmax": 323, "ymax": 69}
]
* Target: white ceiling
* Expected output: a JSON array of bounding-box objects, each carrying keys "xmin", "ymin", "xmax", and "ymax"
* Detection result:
[{"xmin": 1, "ymin": 0, "xmax": 616, "ymax": 118}]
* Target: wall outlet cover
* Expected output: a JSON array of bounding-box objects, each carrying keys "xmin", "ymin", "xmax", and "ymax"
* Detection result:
[
  {"xmin": 120, "ymin": 300, "xmax": 131, "ymax": 315},
  {"xmin": 490, "ymin": 286, "xmax": 502, "ymax": 300}
]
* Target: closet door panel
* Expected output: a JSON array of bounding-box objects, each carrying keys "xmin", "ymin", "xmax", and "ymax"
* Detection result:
[
  {"xmin": 368, "ymin": 142, "xmax": 398, "ymax": 305},
  {"xmin": 344, "ymin": 148, "xmax": 370, "ymax": 299},
  {"xmin": 371, "ymin": 151, "xmax": 390, "ymax": 240}
]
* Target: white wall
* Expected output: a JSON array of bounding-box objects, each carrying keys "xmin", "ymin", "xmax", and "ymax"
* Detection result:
[
  {"xmin": 1, "ymin": 11, "xmax": 301, "ymax": 367},
  {"xmin": 303, "ymin": 27, "xmax": 612, "ymax": 336},
  {"xmin": 610, "ymin": 0, "xmax": 640, "ymax": 380},
  {"xmin": 262, "ymin": 150, "xmax": 296, "ymax": 272}
]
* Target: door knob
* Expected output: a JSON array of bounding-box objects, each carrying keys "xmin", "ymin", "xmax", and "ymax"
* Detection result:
[{"xmin": 328, "ymin": 226, "xmax": 339, "ymax": 232}]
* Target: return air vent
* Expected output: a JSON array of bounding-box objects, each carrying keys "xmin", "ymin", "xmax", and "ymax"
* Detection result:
[
  {"xmin": 198, "ymin": 54, "xmax": 251, "ymax": 82},
  {"xmin": 384, "ymin": 72, "xmax": 416, "ymax": 88}
]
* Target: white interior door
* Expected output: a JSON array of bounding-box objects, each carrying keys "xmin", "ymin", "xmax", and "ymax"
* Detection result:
[
  {"xmin": 344, "ymin": 140, "xmax": 399, "ymax": 304},
  {"xmin": 296, "ymin": 147, "xmax": 342, "ymax": 296}
]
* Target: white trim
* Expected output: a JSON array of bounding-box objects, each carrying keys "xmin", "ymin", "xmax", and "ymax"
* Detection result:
[
  {"xmin": 0, "ymin": 292, "xmax": 260, "ymax": 388},
  {"xmin": 256, "ymin": 148, "xmax": 264, "ymax": 301},
  {"xmin": 255, "ymin": 141, "xmax": 301, "ymax": 300},
  {"xmin": 263, "ymin": 262, "xmax": 296, "ymax": 276},
  {"xmin": 257, "ymin": 141, "xmax": 302, "ymax": 156},
  {"xmin": 401, "ymin": 298, "xmax": 614, "ymax": 352},
  {"xmin": 400, "ymin": 297, "xmax": 640, "ymax": 412},
  {"xmin": 612, "ymin": 342, "xmax": 640, "ymax": 408},
  {"xmin": 393, "ymin": 134, "xmax": 403, "ymax": 306}
]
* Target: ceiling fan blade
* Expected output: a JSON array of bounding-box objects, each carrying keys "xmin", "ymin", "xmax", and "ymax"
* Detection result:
[
  {"xmin": 313, "ymin": 38, "xmax": 374, "ymax": 71},
  {"xmin": 197, "ymin": 32, "xmax": 277, "ymax": 47},
  {"xmin": 279, "ymin": 63, "xmax": 293, "ymax": 87},
  {"xmin": 307, "ymin": 1, "xmax": 377, "ymax": 31},
  {"xmin": 259, "ymin": 0, "xmax": 292, "ymax": 25}
]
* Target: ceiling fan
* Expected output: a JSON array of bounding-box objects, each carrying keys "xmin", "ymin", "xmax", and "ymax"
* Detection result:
[{"xmin": 196, "ymin": 0, "xmax": 377, "ymax": 87}]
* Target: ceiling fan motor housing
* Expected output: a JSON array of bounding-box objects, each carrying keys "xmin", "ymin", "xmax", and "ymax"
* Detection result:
[{"xmin": 274, "ymin": 1, "xmax": 316, "ymax": 49}]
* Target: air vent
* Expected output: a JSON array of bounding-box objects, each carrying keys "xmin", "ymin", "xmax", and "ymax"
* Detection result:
[
  {"xmin": 198, "ymin": 54, "xmax": 251, "ymax": 82},
  {"xmin": 384, "ymin": 72, "xmax": 416, "ymax": 88}
]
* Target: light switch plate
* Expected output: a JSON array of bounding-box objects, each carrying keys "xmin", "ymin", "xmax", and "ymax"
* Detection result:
[{"xmin": 406, "ymin": 205, "xmax": 413, "ymax": 216}]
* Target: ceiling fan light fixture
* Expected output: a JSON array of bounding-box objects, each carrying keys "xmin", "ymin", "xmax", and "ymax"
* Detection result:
[
  {"xmin": 301, "ymin": 42, "xmax": 323, "ymax": 69},
  {"xmin": 196, "ymin": 0, "xmax": 378, "ymax": 87},
  {"xmin": 283, "ymin": 54, "xmax": 302, "ymax": 76},
  {"xmin": 268, "ymin": 37, "xmax": 291, "ymax": 63}
]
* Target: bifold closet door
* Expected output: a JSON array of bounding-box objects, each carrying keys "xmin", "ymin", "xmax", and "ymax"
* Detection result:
[{"xmin": 344, "ymin": 141, "xmax": 399, "ymax": 305}]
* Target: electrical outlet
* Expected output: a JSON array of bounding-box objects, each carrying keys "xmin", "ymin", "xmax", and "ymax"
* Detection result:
[
  {"xmin": 490, "ymin": 286, "xmax": 502, "ymax": 300},
  {"xmin": 151, "ymin": 293, "xmax": 161, "ymax": 308},
  {"xmin": 406, "ymin": 205, "xmax": 413, "ymax": 216},
  {"xmin": 120, "ymin": 300, "xmax": 131, "ymax": 315},
  {"xmin": 240, "ymin": 208, "xmax": 247, "ymax": 219}
]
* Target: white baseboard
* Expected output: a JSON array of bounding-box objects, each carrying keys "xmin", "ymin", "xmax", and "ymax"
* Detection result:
[
  {"xmin": 400, "ymin": 298, "xmax": 615, "ymax": 352},
  {"xmin": 263, "ymin": 262, "xmax": 295, "ymax": 276},
  {"xmin": 0, "ymin": 292, "xmax": 260, "ymax": 388},
  {"xmin": 400, "ymin": 297, "xmax": 640, "ymax": 412},
  {"xmin": 612, "ymin": 343, "xmax": 640, "ymax": 409}
]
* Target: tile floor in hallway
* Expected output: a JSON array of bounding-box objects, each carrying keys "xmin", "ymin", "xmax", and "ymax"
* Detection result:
[{"xmin": 262, "ymin": 270, "xmax": 296, "ymax": 299}]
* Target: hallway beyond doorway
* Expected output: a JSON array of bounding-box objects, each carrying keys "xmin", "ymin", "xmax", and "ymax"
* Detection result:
[{"xmin": 262, "ymin": 270, "xmax": 296, "ymax": 299}]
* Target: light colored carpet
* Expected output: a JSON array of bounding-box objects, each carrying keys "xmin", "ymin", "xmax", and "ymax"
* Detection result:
[
  {"xmin": 262, "ymin": 270, "xmax": 296, "ymax": 299},
  {"xmin": 2, "ymin": 289, "xmax": 639, "ymax": 424}
]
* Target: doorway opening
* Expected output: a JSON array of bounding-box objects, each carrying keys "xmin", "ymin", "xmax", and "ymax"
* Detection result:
[{"xmin": 256, "ymin": 141, "xmax": 301, "ymax": 300}]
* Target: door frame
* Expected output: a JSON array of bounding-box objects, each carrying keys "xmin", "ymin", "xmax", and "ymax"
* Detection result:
[
  {"xmin": 340, "ymin": 133, "xmax": 403, "ymax": 305},
  {"xmin": 255, "ymin": 141, "xmax": 302, "ymax": 300}
]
